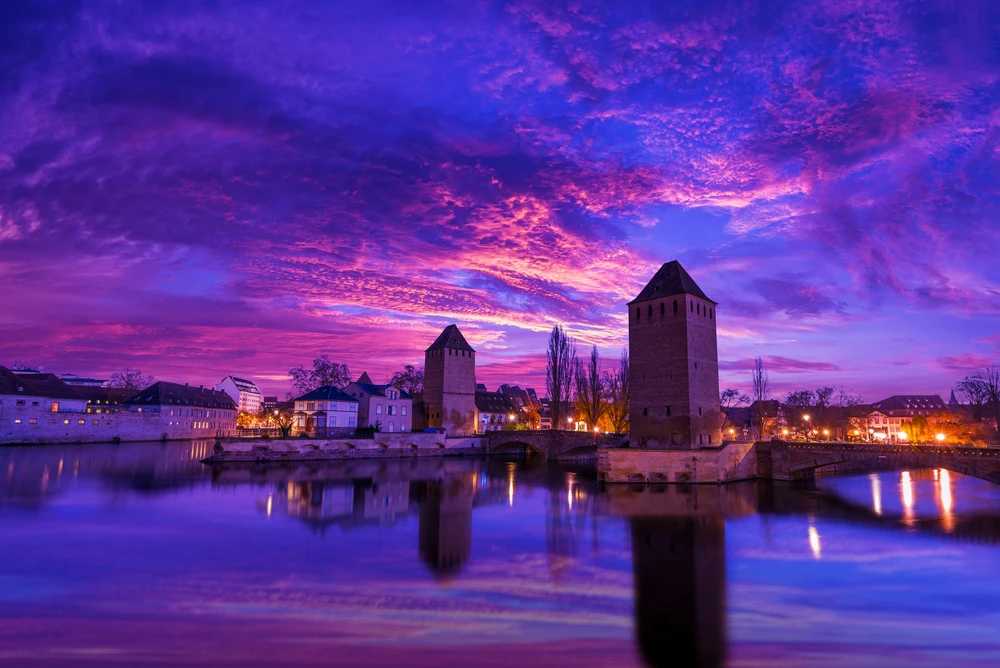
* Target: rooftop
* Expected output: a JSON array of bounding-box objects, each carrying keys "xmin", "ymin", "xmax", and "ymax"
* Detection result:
[
  {"xmin": 0, "ymin": 368, "xmax": 87, "ymax": 401},
  {"xmin": 125, "ymin": 382, "xmax": 238, "ymax": 409},
  {"xmin": 426, "ymin": 324, "xmax": 475, "ymax": 353},
  {"xmin": 629, "ymin": 260, "xmax": 715, "ymax": 305},
  {"xmin": 294, "ymin": 385, "xmax": 359, "ymax": 403}
]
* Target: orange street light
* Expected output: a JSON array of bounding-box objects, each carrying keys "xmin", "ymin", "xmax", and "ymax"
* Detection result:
[
  {"xmin": 935, "ymin": 433, "xmax": 946, "ymax": 442},
  {"xmin": 593, "ymin": 427, "xmax": 599, "ymax": 433},
  {"xmin": 803, "ymin": 414, "xmax": 810, "ymax": 422},
  {"xmin": 782, "ymin": 428, "xmax": 789, "ymax": 436}
]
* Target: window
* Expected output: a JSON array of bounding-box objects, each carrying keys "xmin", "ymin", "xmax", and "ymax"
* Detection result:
[
  {"xmin": 388, "ymin": 421, "xmax": 395, "ymax": 432},
  {"xmin": 402, "ymin": 406, "xmax": 407, "ymax": 416},
  {"xmin": 31, "ymin": 401, "xmax": 39, "ymax": 406},
  {"xmin": 93, "ymin": 420, "xmax": 99, "ymax": 425},
  {"xmin": 13, "ymin": 419, "xmax": 21, "ymax": 424},
  {"xmin": 643, "ymin": 407, "xmax": 648, "ymax": 416},
  {"xmin": 673, "ymin": 300, "xmax": 678, "ymax": 314},
  {"xmin": 306, "ymin": 402, "xmax": 315, "ymax": 411},
  {"xmin": 401, "ymin": 422, "xmax": 407, "ymax": 431},
  {"xmin": 636, "ymin": 308, "xmax": 640, "ymax": 320},
  {"xmin": 666, "ymin": 406, "xmax": 671, "ymax": 416},
  {"xmin": 698, "ymin": 407, "xmax": 703, "ymax": 416},
  {"xmin": 29, "ymin": 418, "xmax": 37, "ymax": 424},
  {"xmin": 78, "ymin": 419, "xmax": 84, "ymax": 425},
  {"xmin": 15, "ymin": 400, "xmax": 25, "ymax": 406},
  {"xmin": 709, "ymin": 308, "xmax": 713, "ymax": 319},
  {"xmin": 331, "ymin": 416, "xmax": 337, "ymax": 427},
  {"xmin": 376, "ymin": 404, "xmax": 382, "ymax": 415},
  {"xmin": 660, "ymin": 302, "xmax": 665, "ymax": 316},
  {"xmin": 349, "ymin": 417, "xmax": 356, "ymax": 427},
  {"xmin": 51, "ymin": 402, "xmax": 60, "ymax": 412},
  {"xmin": 647, "ymin": 304, "xmax": 652, "ymax": 317},
  {"xmin": 690, "ymin": 301, "xmax": 693, "ymax": 312}
]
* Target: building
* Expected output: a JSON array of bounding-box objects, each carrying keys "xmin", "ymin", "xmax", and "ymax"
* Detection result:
[
  {"xmin": 73, "ymin": 386, "xmax": 141, "ymax": 413},
  {"xmin": 291, "ymin": 386, "xmax": 359, "ymax": 437},
  {"xmin": 262, "ymin": 396, "xmax": 278, "ymax": 412},
  {"xmin": 215, "ymin": 376, "xmax": 263, "ymax": 414},
  {"xmin": 125, "ymin": 382, "xmax": 237, "ymax": 433},
  {"xmin": 423, "ymin": 325, "xmax": 477, "ymax": 434},
  {"xmin": 58, "ymin": 374, "xmax": 106, "ymax": 387},
  {"xmin": 475, "ymin": 390, "xmax": 517, "ymax": 432},
  {"xmin": 850, "ymin": 395, "xmax": 950, "ymax": 443},
  {"xmin": 629, "ymin": 261, "xmax": 722, "ymax": 449},
  {"xmin": 0, "ymin": 367, "xmax": 89, "ymax": 432},
  {"xmin": 345, "ymin": 372, "xmax": 414, "ymax": 433}
]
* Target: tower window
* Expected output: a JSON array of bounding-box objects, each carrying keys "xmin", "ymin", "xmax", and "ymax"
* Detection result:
[
  {"xmin": 673, "ymin": 300, "xmax": 678, "ymax": 314},
  {"xmin": 643, "ymin": 407, "xmax": 648, "ymax": 416},
  {"xmin": 660, "ymin": 302, "xmax": 664, "ymax": 316},
  {"xmin": 698, "ymin": 407, "xmax": 702, "ymax": 416},
  {"xmin": 690, "ymin": 301, "xmax": 694, "ymax": 312},
  {"xmin": 710, "ymin": 308, "xmax": 713, "ymax": 319},
  {"xmin": 666, "ymin": 406, "xmax": 671, "ymax": 416},
  {"xmin": 647, "ymin": 304, "xmax": 652, "ymax": 317},
  {"xmin": 697, "ymin": 303, "xmax": 700, "ymax": 315},
  {"xmin": 636, "ymin": 308, "xmax": 640, "ymax": 320}
]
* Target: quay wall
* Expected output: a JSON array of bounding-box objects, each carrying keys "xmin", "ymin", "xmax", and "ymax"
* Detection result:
[
  {"xmin": 206, "ymin": 432, "xmax": 489, "ymax": 463},
  {"xmin": 598, "ymin": 441, "xmax": 757, "ymax": 483}
]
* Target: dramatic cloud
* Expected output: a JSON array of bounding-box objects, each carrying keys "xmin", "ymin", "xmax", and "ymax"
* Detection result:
[{"xmin": 1, "ymin": 0, "xmax": 999, "ymax": 398}]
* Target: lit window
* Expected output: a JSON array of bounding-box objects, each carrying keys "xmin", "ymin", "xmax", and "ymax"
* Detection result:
[
  {"xmin": 93, "ymin": 420, "xmax": 99, "ymax": 425},
  {"xmin": 14, "ymin": 419, "xmax": 21, "ymax": 424},
  {"xmin": 16, "ymin": 400, "xmax": 25, "ymax": 406},
  {"xmin": 51, "ymin": 402, "xmax": 59, "ymax": 412},
  {"xmin": 29, "ymin": 418, "xmax": 37, "ymax": 424},
  {"xmin": 376, "ymin": 404, "xmax": 382, "ymax": 415},
  {"xmin": 78, "ymin": 419, "xmax": 84, "ymax": 425},
  {"xmin": 63, "ymin": 419, "xmax": 70, "ymax": 424},
  {"xmin": 402, "ymin": 406, "xmax": 407, "ymax": 416}
]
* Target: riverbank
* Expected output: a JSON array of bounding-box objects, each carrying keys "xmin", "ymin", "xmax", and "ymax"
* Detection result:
[{"xmin": 203, "ymin": 432, "xmax": 490, "ymax": 463}]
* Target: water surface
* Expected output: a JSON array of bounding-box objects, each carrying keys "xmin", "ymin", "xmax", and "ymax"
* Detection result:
[{"xmin": 1, "ymin": 442, "xmax": 999, "ymax": 667}]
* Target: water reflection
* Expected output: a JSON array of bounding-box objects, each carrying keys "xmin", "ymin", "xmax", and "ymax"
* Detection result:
[{"xmin": 2, "ymin": 444, "xmax": 1000, "ymax": 667}]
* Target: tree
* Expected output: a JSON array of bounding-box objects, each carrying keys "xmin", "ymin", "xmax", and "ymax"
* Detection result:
[
  {"xmin": 815, "ymin": 386, "xmax": 835, "ymax": 408},
  {"xmin": 984, "ymin": 366, "xmax": 1000, "ymax": 439},
  {"xmin": 956, "ymin": 374, "xmax": 989, "ymax": 421},
  {"xmin": 545, "ymin": 325, "xmax": 576, "ymax": 429},
  {"xmin": 575, "ymin": 345, "xmax": 607, "ymax": 430},
  {"xmin": 108, "ymin": 365, "xmax": 155, "ymax": 390},
  {"xmin": 720, "ymin": 388, "xmax": 750, "ymax": 432},
  {"xmin": 751, "ymin": 357, "xmax": 770, "ymax": 439},
  {"xmin": 784, "ymin": 389, "xmax": 815, "ymax": 408},
  {"xmin": 288, "ymin": 355, "xmax": 350, "ymax": 398},
  {"xmin": 265, "ymin": 405, "xmax": 295, "ymax": 437},
  {"xmin": 909, "ymin": 415, "xmax": 931, "ymax": 442},
  {"xmin": 605, "ymin": 348, "xmax": 630, "ymax": 434},
  {"xmin": 389, "ymin": 364, "xmax": 424, "ymax": 394},
  {"xmin": 524, "ymin": 407, "xmax": 541, "ymax": 430}
]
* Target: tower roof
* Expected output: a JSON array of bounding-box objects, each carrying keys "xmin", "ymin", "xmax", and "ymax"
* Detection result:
[
  {"xmin": 628, "ymin": 260, "xmax": 716, "ymax": 305},
  {"xmin": 426, "ymin": 324, "xmax": 475, "ymax": 353}
]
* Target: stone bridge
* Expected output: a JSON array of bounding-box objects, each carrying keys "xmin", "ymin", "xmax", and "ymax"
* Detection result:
[
  {"xmin": 600, "ymin": 440, "xmax": 1000, "ymax": 485},
  {"xmin": 757, "ymin": 441, "xmax": 1000, "ymax": 485},
  {"xmin": 485, "ymin": 430, "xmax": 622, "ymax": 460}
]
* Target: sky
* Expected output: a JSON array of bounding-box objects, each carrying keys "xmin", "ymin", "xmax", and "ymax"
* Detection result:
[{"xmin": 1, "ymin": 0, "xmax": 999, "ymax": 400}]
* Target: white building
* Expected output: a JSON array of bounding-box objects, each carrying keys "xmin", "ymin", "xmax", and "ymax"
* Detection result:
[
  {"xmin": 345, "ymin": 372, "xmax": 414, "ymax": 433},
  {"xmin": 292, "ymin": 386, "xmax": 359, "ymax": 436},
  {"xmin": 215, "ymin": 376, "xmax": 263, "ymax": 414}
]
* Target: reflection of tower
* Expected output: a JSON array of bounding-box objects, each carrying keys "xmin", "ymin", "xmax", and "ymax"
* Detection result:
[
  {"xmin": 629, "ymin": 261, "xmax": 721, "ymax": 449},
  {"xmin": 423, "ymin": 325, "xmax": 477, "ymax": 434},
  {"xmin": 630, "ymin": 516, "xmax": 726, "ymax": 668},
  {"xmin": 418, "ymin": 474, "xmax": 474, "ymax": 579}
]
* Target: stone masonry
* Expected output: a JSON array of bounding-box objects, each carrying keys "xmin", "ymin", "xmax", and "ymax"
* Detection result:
[{"xmin": 423, "ymin": 324, "xmax": 478, "ymax": 435}]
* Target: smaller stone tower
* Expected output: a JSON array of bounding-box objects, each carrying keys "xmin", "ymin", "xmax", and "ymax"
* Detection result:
[
  {"xmin": 423, "ymin": 324, "xmax": 477, "ymax": 434},
  {"xmin": 629, "ymin": 260, "xmax": 722, "ymax": 449}
]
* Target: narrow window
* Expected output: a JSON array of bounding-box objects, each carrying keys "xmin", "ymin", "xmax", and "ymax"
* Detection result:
[
  {"xmin": 51, "ymin": 402, "xmax": 60, "ymax": 412},
  {"xmin": 636, "ymin": 307, "xmax": 640, "ymax": 320},
  {"xmin": 648, "ymin": 304, "xmax": 652, "ymax": 317},
  {"xmin": 698, "ymin": 407, "xmax": 703, "ymax": 416},
  {"xmin": 666, "ymin": 406, "xmax": 671, "ymax": 416},
  {"xmin": 697, "ymin": 303, "xmax": 701, "ymax": 315},
  {"xmin": 673, "ymin": 300, "xmax": 678, "ymax": 314},
  {"xmin": 690, "ymin": 301, "xmax": 694, "ymax": 312},
  {"xmin": 642, "ymin": 407, "xmax": 648, "ymax": 416},
  {"xmin": 660, "ymin": 302, "xmax": 665, "ymax": 316},
  {"xmin": 710, "ymin": 308, "xmax": 713, "ymax": 319}
]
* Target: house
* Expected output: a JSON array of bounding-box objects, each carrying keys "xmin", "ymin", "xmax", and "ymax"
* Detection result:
[
  {"xmin": 0, "ymin": 367, "xmax": 89, "ymax": 431},
  {"xmin": 215, "ymin": 376, "xmax": 263, "ymax": 414},
  {"xmin": 345, "ymin": 372, "xmax": 414, "ymax": 433},
  {"xmin": 292, "ymin": 386, "xmax": 359, "ymax": 437},
  {"xmin": 475, "ymin": 391, "xmax": 517, "ymax": 432},
  {"xmin": 73, "ymin": 386, "xmax": 142, "ymax": 413},
  {"xmin": 125, "ymin": 382, "xmax": 237, "ymax": 433}
]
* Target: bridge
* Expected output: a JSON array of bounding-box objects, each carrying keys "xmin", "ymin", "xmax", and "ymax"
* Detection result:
[
  {"xmin": 600, "ymin": 439, "xmax": 1000, "ymax": 485},
  {"xmin": 757, "ymin": 441, "xmax": 1000, "ymax": 485},
  {"xmin": 485, "ymin": 430, "xmax": 623, "ymax": 460}
]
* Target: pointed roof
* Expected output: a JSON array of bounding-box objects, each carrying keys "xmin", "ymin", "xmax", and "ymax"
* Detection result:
[
  {"xmin": 948, "ymin": 389, "xmax": 960, "ymax": 406},
  {"xmin": 426, "ymin": 324, "xmax": 475, "ymax": 353},
  {"xmin": 357, "ymin": 371, "xmax": 373, "ymax": 384},
  {"xmin": 628, "ymin": 260, "xmax": 715, "ymax": 305},
  {"xmin": 293, "ymin": 385, "xmax": 358, "ymax": 403}
]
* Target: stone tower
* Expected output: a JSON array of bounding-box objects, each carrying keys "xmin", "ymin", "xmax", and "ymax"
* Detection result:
[
  {"xmin": 629, "ymin": 261, "xmax": 721, "ymax": 449},
  {"xmin": 423, "ymin": 324, "xmax": 477, "ymax": 434}
]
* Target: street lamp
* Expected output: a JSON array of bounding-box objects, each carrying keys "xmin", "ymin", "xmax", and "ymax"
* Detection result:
[{"xmin": 935, "ymin": 433, "xmax": 946, "ymax": 442}]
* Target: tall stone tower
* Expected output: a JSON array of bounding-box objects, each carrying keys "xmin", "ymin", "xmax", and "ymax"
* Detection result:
[
  {"xmin": 423, "ymin": 324, "xmax": 477, "ymax": 434},
  {"xmin": 629, "ymin": 261, "xmax": 721, "ymax": 449}
]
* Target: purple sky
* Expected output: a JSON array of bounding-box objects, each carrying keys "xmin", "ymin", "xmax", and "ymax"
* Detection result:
[{"xmin": 1, "ymin": 1, "xmax": 999, "ymax": 400}]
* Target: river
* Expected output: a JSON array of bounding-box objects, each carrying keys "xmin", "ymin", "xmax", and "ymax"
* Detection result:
[{"xmin": 1, "ymin": 441, "xmax": 998, "ymax": 667}]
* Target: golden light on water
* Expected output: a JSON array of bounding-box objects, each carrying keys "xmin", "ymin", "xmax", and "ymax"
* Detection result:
[
  {"xmin": 901, "ymin": 471, "xmax": 915, "ymax": 527},
  {"xmin": 870, "ymin": 473, "xmax": 882, "ymax": 516},
  {"xmin": 808, "ymin": 525, "xmax": 821, "ymax": 559},
  {"xmin": 939, "ymin": 468, "xmax": 954, "ymax": 533},
  {"xmin": 266, "ymin": 494, "xmax": 273, "ymax": 518}
]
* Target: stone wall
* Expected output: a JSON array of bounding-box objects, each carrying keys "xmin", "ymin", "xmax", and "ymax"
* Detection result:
[
  {"xmin": 598, "ymin": 442, "xmax": 757, "ymax": 483},
  {"xmin": 208, "ymin": 432, "xmax": 487, "ymax": 463}
]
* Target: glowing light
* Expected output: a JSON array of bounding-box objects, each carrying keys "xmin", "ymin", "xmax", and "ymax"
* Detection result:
[
  {"xmin": 782, "ymin": 428, "xmax": 789, "ymax": 436},
  {"xmin": 936, "ymin": 433, "xmax": 946, "ymax": 442},
  {"xmin": 594, "ymin": 427, "xmax": 599, "ymax": 433},
  {"xmin": 729, "ymin": 428, "xmax": 735, "ymax": 435},
  {"xmin": 803, "ymin": 415, "xmax": 810, "ymax": 421},
  {"xmin": 508, "ymin": 414, "xmax": 515, "ymax": 421},
  {"xmin": 869, "ymin": 474, "xmax": 882, "ymax": 516},
  {"xmin": 939, "ymin": 469, "xmax": 954, "ymax": 532},
  {"xmin": 266, "ymin": 494, "xmax": 273, "ymax": 517},
  {"xmin": 899, "ymin": 431, "xmax": 908, "ymax": 441},
  {"xmin": 808, "ymin": 525, "xmax": 821, "ymax": 559},
  {"xmin": 822, "ymin": 429, "xmax": 829, "ymax": 436},
  {"xmin": 567, "ymin": 417, "xmax": 573, "ymax": 424}
]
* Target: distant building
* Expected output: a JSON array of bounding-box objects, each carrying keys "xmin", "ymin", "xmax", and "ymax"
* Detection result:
[
  {"xmin": 73, "ymin": 386, "xmax": 141, "ymax": 413},
  {"xmin": 0, "ymin": 367, "xmax": 88, "ymax": 419},
  {"xmin": 629, "ymin": 261, "xmax": 721, "ymax": 448},
  {"xmin": 423, "ymin": 325, "xmax": 477, "ymax": 434},
  {"xmin": 262, "ymin": 396, "xmax": 278, "ymax": 412},
  {"xmin": 475, "ymin": 391, "xmax": 517, "ymax": 432},
  {"xmin": 215, "ymin": 376, "xmax": 263, "ymax": 414},
  {"xmin": 59, "ymin": 374, "xmax": 106, "ymax": 387},
  {"xmin": 345, "ymin": 372, "xmax": 414, "ymax": 433},
  {"xmin": 498, "ymin": 384, "xmax": 541, "ymax": 411},
  {"xmin": 125, "ymin": 382, "xmax": 237, "ymax": 433},
  {"xmin": 291, "ymin": 386, "xmax": 359, "ymax": 437}
]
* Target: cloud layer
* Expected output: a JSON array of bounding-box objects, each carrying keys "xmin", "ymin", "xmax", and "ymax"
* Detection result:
[{"xmin": 1, "ymin": 0, "xmax": 999, "ymax": 398}]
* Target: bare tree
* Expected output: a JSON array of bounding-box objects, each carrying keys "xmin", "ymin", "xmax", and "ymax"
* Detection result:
[
  {"xmin": 546, "ymin": 325, "xmax": 576, "ymax": 429},
  {"xmin": 751, "ymin": 357, "xmax": 770, "ymax": 439},
  {"xmin": 288, "ymin": 355, "xmax": 351, "ymax": 398},
  {"xmin": 720, "ymin": 388, "xmax": 750, "ymax": 432},
  {"xmin": 575, "ymin": 345, "xmax": 607, "ymax": 430},
  {"xmin": 815, "ymin": 386, "xmax": 835, "ymax": 408},
  {"xmin": 956, "ymin": 374, "xmax": 990, "ymax": 422},
  {"xmin": 605, "ymin": 348, "xmax": 630, "ymax": 434},
  {"xmin": 984, "ymin": 366, "xmax": 1000, "ymax": 439},
  {"xmin": 389, "ymin": 364, "xmax": 424, "ymax": 394},
  {"xmin": 108, "ymin": 365, "xmax": 155, "ymax": 390}
]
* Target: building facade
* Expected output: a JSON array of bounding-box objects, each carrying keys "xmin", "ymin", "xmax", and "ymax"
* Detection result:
[
  {"xmin": 475, "ymin": 391, "xmax": 517, "ymax": 432},
  {"xmin": 215, "ymin": 376, "xmax": 263, "ymax": 414},
  {"xmin": 629, "ymin": 261, "xmax": 722, "ymax": 449},
  {"xmin": 292, "ymin": 385, "xmax": 359, "ymax": 436},
  {"xmin": 126, "ymin": 382, "xmax": 238, "ymax": 433},
  {"xmin": 423, "ymin": 325, "xmax": 477, "ymax": 434},
  {"xmin": 345, "ymin": 372, "xmax": 414, "ymax": 433}
]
